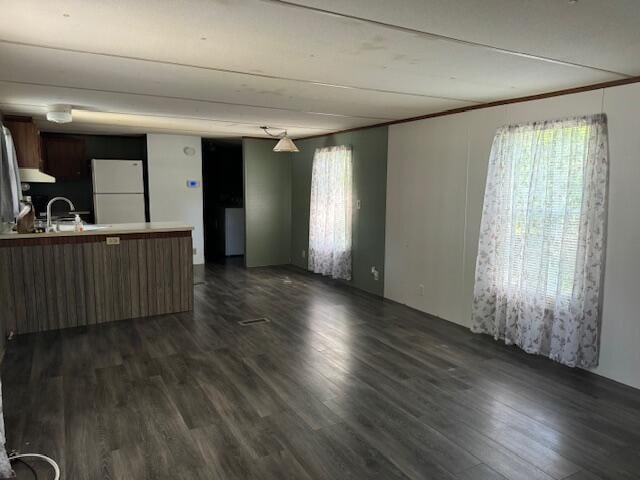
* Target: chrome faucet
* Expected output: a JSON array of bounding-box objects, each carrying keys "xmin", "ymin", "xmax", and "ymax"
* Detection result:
[{"xmin": 46, "ymin": 197, "xmax": 76, "ymax": 232}]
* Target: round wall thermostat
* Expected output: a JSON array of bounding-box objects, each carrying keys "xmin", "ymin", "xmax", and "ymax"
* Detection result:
[{"xmin": 183, "ymin": 146, "xmax": 196, "ymax": 156}]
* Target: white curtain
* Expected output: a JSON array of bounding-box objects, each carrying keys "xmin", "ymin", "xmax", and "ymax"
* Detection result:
[
  {"xmin": 471, "ymin": 114, "xmax": 608, "ymax": 368},
  {"xmin": 308, "ymin": 145, "xmax": 353, "ymax": 280},
  {"xmin": 0, "ymin": 382, "xmax": 11, "ymax": 478},
  {"xmin": 0, "ymin": 124, "xmax": 15, "ymax": 476},
  {"xmin": 1, "ymin": 126, "xmax": 22, "ymax": 226}
]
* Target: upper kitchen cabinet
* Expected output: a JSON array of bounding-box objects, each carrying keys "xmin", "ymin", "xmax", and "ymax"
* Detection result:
[
  {"xmin": 3, "ymin": 116, "xmax": 43, "ymax": 170},
  {"xmin": 42, "ymin": 133, "xmax": 88, "ymax": 180}
]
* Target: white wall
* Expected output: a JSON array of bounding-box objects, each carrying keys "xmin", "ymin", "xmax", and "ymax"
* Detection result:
[
  {"xmin": 147, "ymin": 134, "xmax": 204, "ymax": 264},
  {"xmin": 385, "ymin": 83, "xmax": 640, "ymax": 389}
]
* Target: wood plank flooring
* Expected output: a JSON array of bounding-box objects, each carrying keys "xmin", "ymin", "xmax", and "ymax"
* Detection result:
[{"xmin": 2, "ymin": 261, "xmax": 640, "ymax": 479}]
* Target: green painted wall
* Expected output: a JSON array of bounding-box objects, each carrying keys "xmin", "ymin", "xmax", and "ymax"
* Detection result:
[
  {"xmin": 291, "ymin": 127, "xmax": 388, "ymax": 296},
  {"xmin": 243, "ymin": 138, "xmax": 292, "ymax": 267}
]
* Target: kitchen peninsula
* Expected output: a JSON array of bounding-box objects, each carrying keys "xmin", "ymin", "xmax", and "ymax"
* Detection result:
[{"xmin": 0, "ymin": 222, "xmax": 193, "ymax": 337}]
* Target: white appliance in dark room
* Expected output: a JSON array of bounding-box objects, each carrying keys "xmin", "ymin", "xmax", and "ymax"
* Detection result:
[{"xmin": 92, "ymin": 159, "xmax": 145, "ymax": 224}]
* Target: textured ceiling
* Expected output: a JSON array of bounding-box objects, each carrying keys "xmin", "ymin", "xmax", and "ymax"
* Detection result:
[{"xmin": 0, "ymin": 0, "xmax": 637, "ymax": 138}]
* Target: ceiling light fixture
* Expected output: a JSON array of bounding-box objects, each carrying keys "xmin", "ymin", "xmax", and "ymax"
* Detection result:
[
  {"xmin": 260, "ymin": 126, "xmax": 299, "ymax": 152},
  {"xmin": 46, "ymin": 104, "xmax": 73, "ymax": 123}
]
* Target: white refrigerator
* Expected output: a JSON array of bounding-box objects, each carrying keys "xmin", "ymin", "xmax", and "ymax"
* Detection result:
[{"xmin": 92, "ymin": 159, "xmax": 145, "ymax": 224}]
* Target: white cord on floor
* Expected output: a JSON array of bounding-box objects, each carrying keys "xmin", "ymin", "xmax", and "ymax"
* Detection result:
[{"xmin": 9, "ymin": 453, "xmax": 60, "ymax": 480}]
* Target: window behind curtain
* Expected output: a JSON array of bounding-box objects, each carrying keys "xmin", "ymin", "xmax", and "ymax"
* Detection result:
[
  {"xmin": 471, "ymin": 114, "xmax": 608, "ymax": 368},
  {"xmin": 308, "ymin": 145, "xmax": 353, "ymax": 280},
  {"xmin": 499, "ymin": 122, "xmax": 588, "ymax": 304}
]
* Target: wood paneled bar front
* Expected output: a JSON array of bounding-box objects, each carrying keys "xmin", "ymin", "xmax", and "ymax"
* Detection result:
[{"xmin": 0, "ymin": 223, "xmax": 194, "ymax": 336}]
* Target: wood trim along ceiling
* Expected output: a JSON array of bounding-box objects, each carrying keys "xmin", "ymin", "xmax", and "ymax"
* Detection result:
[
  {"xmin": 297, "ymin": 75, "xmax": 640, "ymax": 140},
  {"xmin": 3, "ymin": 2, "xmax": 638, "ymax": 138}
]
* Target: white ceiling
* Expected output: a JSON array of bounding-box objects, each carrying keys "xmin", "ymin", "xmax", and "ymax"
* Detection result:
[{"xmin": 0, "ymin": 0, "xmax": 638, "ymax": 138}]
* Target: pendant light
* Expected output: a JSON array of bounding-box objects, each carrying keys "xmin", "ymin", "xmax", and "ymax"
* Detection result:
[{"xmin": 260, "ymin": 126, "xmax": 299, "ymax": 152}]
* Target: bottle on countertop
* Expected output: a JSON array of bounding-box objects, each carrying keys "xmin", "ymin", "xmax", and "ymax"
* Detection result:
[
  {"xmin": 16, "ymin": 196, "xmax": 36, "ymax": 234},
  {"xmin": 74, "ymin": 214, "xmax": 84, "ymax": 232}
]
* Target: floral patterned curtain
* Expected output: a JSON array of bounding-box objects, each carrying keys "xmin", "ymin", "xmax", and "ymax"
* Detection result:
[
  {"xmin": 471, "ymin": 114, "xmax": 608, "ymax": 368},
  {"xmin": 308, "ymin": 145, "xmax": 353, "ymax": 280},
  {"xmin": 0, "ymin": 381, "xmax": 12, "ymax": 477}
]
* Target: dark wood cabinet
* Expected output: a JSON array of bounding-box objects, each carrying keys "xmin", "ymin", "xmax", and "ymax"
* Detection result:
[
  {"xmin": 3, "ymin": 117, "xmax": 43, "ymax": 169},
  {"xmin": 3, "ymin": 118, "xmax": 90, "ymax": 180},
  {"xmin": 0, "ymin": 230, "xmax": 193, "ymax": 334},
  {"xmin": 42, "ymin": 134, "xmax": 88, "ymax": 179}
]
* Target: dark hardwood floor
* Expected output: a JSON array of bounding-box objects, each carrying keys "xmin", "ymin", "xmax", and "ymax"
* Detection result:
[{"xmin": 2, "ymin": 262, "xmax": 640, "ymax": 479}]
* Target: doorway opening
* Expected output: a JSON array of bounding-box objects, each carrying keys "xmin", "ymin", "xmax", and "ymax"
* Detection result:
[{"xmin": 202, "ymin": 138, "xmax": 244, "ymax": 264}]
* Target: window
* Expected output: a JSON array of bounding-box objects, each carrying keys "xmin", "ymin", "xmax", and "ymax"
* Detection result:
[
  {"xmin": 308, "ymin": 145, "xmax": 353, "ymax": 280},
  {"xmin": 471, "ymin": 114, "xmax": 608, "ymax": 368},
  {"xmin": 498, "ymin": 122, "xmax": 588, "ymax": 304}
]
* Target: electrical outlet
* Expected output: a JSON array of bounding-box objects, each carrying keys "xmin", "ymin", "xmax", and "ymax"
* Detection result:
[{"xmin": 418, "ymin": 284, "xmax": 425, "ymax": 296}]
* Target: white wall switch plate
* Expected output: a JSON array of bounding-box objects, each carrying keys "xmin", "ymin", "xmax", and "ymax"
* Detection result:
[{"xmin": 370, "ymin": 266, "xmax": 380, "ymax": 281}]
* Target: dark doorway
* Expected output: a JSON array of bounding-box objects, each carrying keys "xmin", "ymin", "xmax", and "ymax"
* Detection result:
[{"xmin": 202, "ymin": 139, "xmax": 244, "ymax": 263}]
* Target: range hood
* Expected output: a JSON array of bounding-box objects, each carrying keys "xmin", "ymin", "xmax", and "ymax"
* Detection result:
[{"xmin": 19, "ymin": 168, "xmax": 56, "ymax": 183}]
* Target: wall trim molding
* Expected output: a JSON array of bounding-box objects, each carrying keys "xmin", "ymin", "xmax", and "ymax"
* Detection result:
[{"xmin": 297, "ymin": 75, "xmax": 640, "ymax": 140}]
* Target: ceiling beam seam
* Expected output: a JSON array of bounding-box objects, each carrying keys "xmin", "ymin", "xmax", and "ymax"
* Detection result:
[
  {"xmin": 0, "ymin": 101, "xmax": 336, "ymax": 131},
  {"xmin": 0, "ymin": 78, "xmax": 393, "ymax": 121},
  {"xmin": 0, "ymin": 39, "xmax": 483, "ymax": 104},
  {"xmin": 261, "ymin": 0, "xmax": 633, "ymax": 78}
]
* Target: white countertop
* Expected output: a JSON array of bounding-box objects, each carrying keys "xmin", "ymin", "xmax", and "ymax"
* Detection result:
[{"xmin": 0, "ymin": 222, "xmax": 193, "ymax": 240}]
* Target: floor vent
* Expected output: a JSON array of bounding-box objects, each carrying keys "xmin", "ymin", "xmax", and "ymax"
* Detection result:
[{"xmin": 238, "ymin": 317, "xmax": 270, "ymax": 326}]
